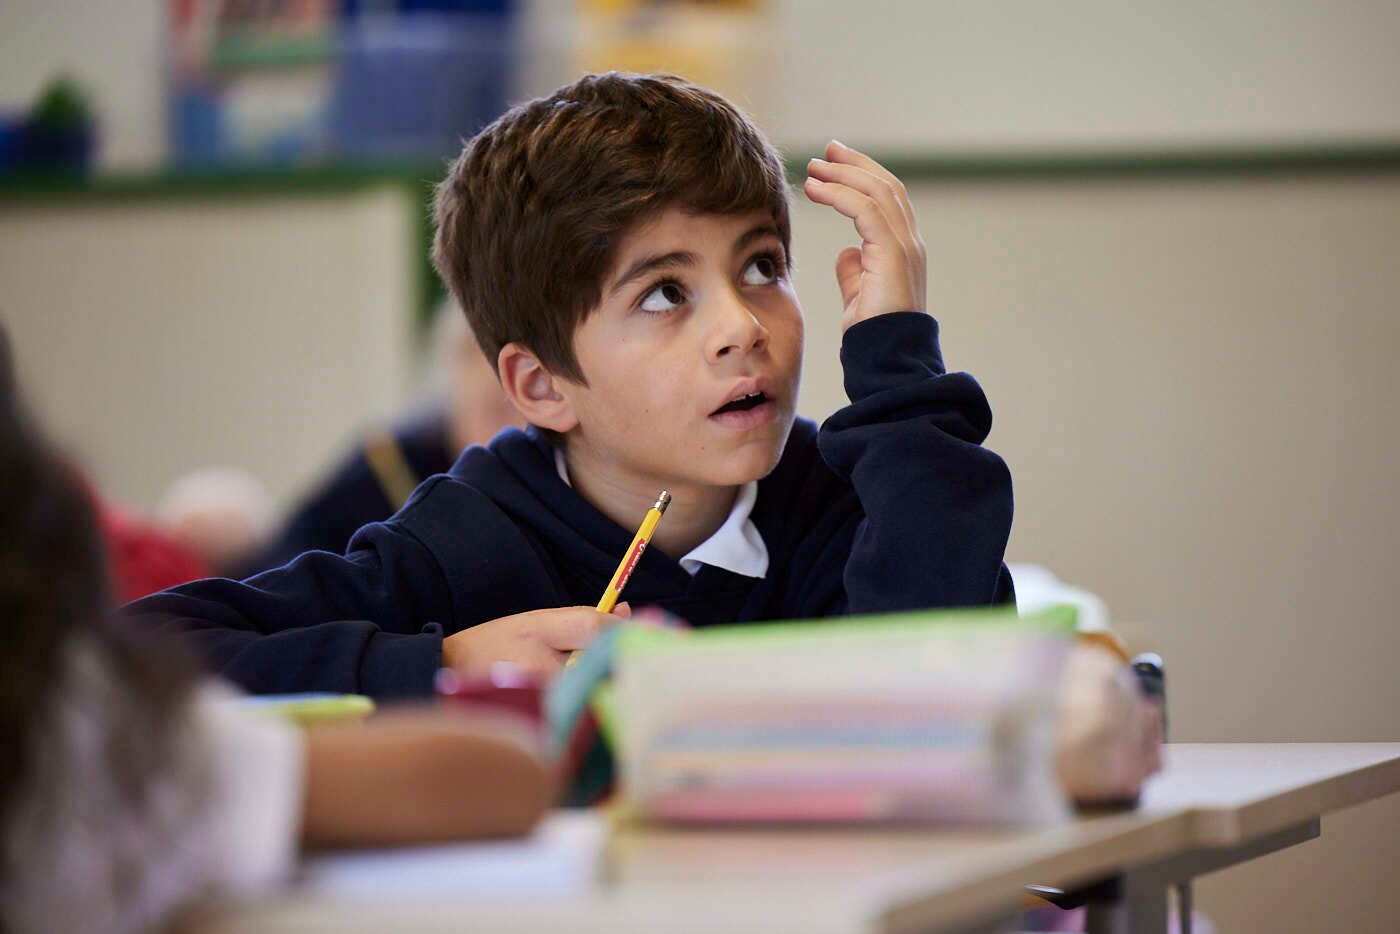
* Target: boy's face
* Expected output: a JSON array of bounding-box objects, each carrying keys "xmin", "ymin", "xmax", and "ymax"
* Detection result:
[{"xmin": 558, "ymin": 208, "xmax": 804, "ymax": 494}]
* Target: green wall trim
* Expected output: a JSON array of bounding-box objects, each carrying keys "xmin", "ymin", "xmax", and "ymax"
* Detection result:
[
  {"xmin": 3, "ymin": 141, "xmax": 1395, "ymax": 328},
  {"xmin": 2, "ymin": 140, "xmax": 1397, "ymax": 204},
  {"xmin": 811, "ymin": 141, "xmax": 1400, "ymax": 182}
]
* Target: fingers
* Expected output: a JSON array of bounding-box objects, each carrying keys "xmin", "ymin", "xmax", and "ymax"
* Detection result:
[
  {"xmin": 805, "ymin": 175, "xmax": 920, "ymax": 319},
  {"xmin": 806, "ymin": 147, "xmax": 926, "ymax": 279},
  {"xmin": 812, "ymin": 146, "xmax": 918, "ymax": 252},
  {"xmin": 445, "ymin": 604, "xmax": 631, "ymax": 683},
  {"xmin": 804, "ymin": 140, "xmax": 927, "ymax": 324},
  {"xmin": 531, "ymin": 606, "xmax": 617, "ymax": 652},
  {"xmin": 530, "ymin": 604, "xmax": 628, "ymax": 677},
  {"xmin": 824, "ymin": 140, "xmax": 917, "ymax": 235},
  {"xmin": 802, "ymin": 172, "xmax": 904, "ymax": 263},
  {"xmin": 528, "ymin": 647, "xmax": 569, "ymax": 679}
]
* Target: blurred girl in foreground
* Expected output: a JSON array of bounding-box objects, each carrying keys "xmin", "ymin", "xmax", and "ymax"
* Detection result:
[{"xmin": 0, "ymin": 323, "xmax": 548, "ymax": 933}]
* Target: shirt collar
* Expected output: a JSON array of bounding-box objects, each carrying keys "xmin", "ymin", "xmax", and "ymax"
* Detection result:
[{"xmin": 554, "ymin": 448, "xmax": 768, "ymax": 579}]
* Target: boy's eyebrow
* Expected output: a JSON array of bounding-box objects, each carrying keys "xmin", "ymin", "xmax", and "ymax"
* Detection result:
[
  {"xmin": 733, "ymin": 223, "xmax": 784, "ymax": 253},
  {"xmin": 608, "ymin": 251, "xmax": 697, "ymax": 297},
  {"xmin": 607, "ymin": 224, "xmax": 785, "ymax": 298}
]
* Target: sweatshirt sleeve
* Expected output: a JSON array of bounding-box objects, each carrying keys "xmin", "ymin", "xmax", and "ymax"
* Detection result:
[
  {"xmin": 123, "ymin": 486, "xmax": 457, "ymax": 700},
  {"xmin": 817, "ymin": 311, "xmax": 1015, "ymax": 613}
]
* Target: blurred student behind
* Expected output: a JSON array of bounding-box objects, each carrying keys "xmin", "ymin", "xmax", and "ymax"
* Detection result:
[
  {"xmin": 0, "ymin": 324, "xmax": 548, "ymax": 933},
  {"xmin": 216, "ymin": 299, "xmax": 520, "ymax": 577}
]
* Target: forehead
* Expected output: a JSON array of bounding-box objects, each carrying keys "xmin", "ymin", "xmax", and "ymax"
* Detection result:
[{"xmin": 611, "ymin": 207, "xmax": 779, "ymax": 261}]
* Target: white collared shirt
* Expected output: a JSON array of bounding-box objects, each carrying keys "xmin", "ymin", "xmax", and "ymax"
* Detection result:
[{"xmin": 554, "ymin": 449, "xmax": 768, "ymax": 579}]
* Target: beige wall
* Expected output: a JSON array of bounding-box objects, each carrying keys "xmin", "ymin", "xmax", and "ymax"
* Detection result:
[
  {"xmin": 790, "ymin": 172, "xmax": 1400, "ymax": 930},
  {"xmin": 766, "ymin": 0, "xmax": 1400, "ymax": 154},
  {"xmin": 0, "ymin": 186, "xmax": 418, "ymax": 510}
]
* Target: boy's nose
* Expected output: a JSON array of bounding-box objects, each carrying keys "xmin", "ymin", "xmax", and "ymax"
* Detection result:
[{"xmin": 708, "ymin": 291, "xmax": 769, "ymax": 361}]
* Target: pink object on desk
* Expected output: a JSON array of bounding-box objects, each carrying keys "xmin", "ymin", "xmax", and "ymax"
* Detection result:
[{"xmin": 436, "ymin": 663, "xmax": 547, "ymax": 753}]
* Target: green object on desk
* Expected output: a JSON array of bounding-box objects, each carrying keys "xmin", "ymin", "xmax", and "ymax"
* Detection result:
[
  {"xmin": 616, "ymin": 602, "xmax": 1078, "ymax": 658},
  {"xmin": 590, "ymin": 684, "xmax": 620, "ymax": 752},
  {"xmin": 238, "ymin": 692, "xmax": 375, "ymax": 726}
]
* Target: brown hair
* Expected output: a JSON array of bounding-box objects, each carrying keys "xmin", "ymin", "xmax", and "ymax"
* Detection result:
[{"xmin": 431, "ymin": 72, "xmax": 791, "ymax": 388}]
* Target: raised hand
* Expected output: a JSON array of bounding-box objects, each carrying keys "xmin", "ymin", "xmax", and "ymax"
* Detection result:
[{"xmin": 803, "ymin": 140, "xmax": 927, "ymax": 331}]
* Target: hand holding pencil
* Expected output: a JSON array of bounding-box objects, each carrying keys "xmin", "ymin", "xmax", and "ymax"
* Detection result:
[
  {"xmin": 441, "ymin": 491, "xmax": 669, "ymax": 679},
  {"xmin": 441, "ymin": 603, "xmax": 631, "ymax": 681}
]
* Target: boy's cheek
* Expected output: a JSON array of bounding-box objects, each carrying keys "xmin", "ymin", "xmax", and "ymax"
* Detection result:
[
  {"xmin": 763, "ymin": 303, "xmax": 804, "ymax": 361},
  {"xmin": 779, "ymin": 328, "xmax": 805, "ymax": 384}
]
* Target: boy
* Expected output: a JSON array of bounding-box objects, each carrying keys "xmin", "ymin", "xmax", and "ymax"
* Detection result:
[{"xmin": 127, "ymin": 72, "xmax": 1013, "ymax": 699}]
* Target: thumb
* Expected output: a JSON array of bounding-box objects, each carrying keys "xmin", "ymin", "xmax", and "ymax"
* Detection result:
[
  {"xmin": 611, "ymin": 601, "xmax": 632, "ymax": 619},
  {"xmin": 834, "ymin": 245, "xmax": 863, "ymax": 311}
]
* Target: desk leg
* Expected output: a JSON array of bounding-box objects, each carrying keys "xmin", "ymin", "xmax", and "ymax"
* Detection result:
[
  {"xmin": 1176, "ymin": 881, "xmax": 1193, "ymax": 934},
  {"xmin": 1082, "ymin": 819, "xmax": 1318, "ymax": 934},
  {"xmin": 1084, "ymin": 887, "xmax": 1166, "ymax": 934}
]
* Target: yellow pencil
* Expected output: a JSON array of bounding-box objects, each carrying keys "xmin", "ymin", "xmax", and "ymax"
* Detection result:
[
  {"xmin": 566, "ymin": 490, "xmax": 670, "ymax": 668},
  {"xmin": 597, "ymin": 490, "xmax": 671, "ymax": 613}
]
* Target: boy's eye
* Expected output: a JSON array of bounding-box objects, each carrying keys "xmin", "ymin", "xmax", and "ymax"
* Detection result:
[
  {"xmin": 740, "ymin": 254, "xmax": 780, "ymax": 286},
  {"xmin": 639, "ymin": 282, "xmax": 686, "ymax": 314}
]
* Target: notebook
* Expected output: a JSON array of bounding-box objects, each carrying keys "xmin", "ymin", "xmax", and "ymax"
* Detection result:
[{"xmin": 299, "ymin": 810, "xmax": 606, "ymax": 897}]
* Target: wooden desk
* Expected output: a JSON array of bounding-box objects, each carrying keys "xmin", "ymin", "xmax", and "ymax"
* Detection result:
[{"xmin": 199, "ymin": 743, "xmax": 1400, "ymax": 934}]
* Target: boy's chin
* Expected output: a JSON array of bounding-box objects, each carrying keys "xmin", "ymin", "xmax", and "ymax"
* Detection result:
[
  {"xmin": 704, "ymin": 440, "xmax": 787, "ymax": 487},
  {"xmin": 645, "ymin": 417, "xmax": 793, "ymax": 490}
]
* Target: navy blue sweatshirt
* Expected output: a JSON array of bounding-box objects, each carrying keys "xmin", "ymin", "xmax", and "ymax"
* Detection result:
[{"xmin": 126, "ymin": 313, "xmax": 1014, "ymax": 699}]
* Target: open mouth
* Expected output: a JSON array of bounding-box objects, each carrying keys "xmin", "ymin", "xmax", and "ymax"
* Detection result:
[{"xmin": 712, "ymin": 391, "xmax": 769, "ymax": 416}]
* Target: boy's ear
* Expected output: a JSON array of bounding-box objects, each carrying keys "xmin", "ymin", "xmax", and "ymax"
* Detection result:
[{"xmin": 496, "ymin": 342, "xmax": 578, "ymax": 435}]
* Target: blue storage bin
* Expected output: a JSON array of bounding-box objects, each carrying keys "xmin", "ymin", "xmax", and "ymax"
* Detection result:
[{"xmin": 330, "ymin": 8, "xmax": 514, "ymax": 162}]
